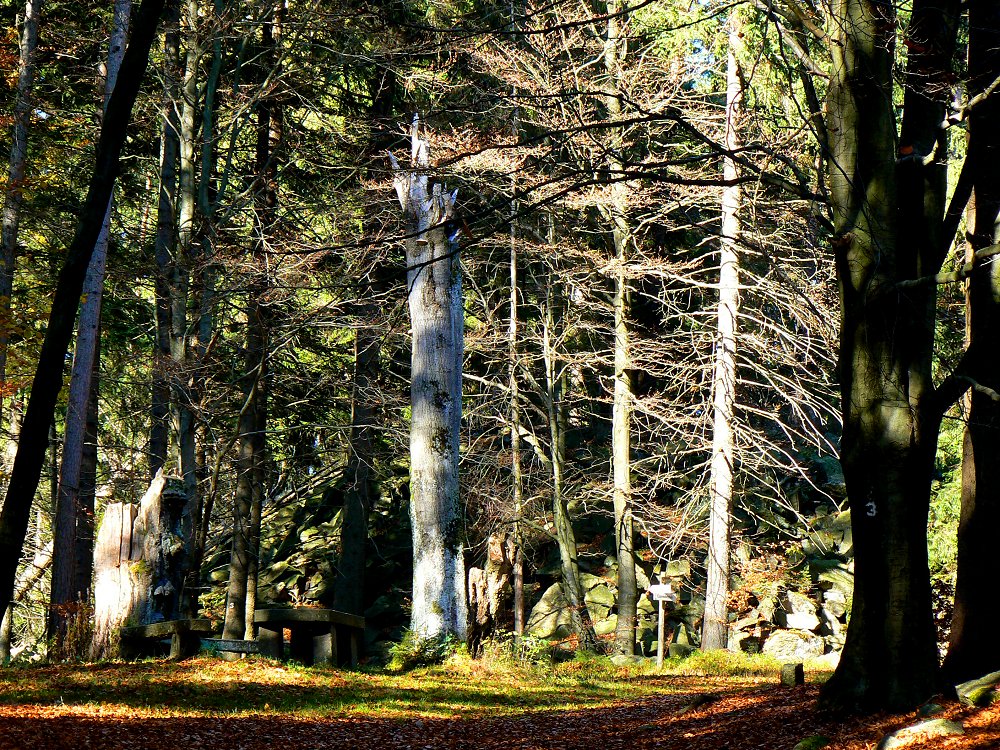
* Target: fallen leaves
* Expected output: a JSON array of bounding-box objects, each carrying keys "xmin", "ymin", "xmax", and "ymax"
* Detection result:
[{"xmin": 0, "ymin": 659, "xmax": 997, "ymax": 749}]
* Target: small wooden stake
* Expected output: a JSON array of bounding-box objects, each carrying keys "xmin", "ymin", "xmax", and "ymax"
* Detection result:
[{"xmin": 656, "ymin": 598, "xmax": 665, "ymax": 669}]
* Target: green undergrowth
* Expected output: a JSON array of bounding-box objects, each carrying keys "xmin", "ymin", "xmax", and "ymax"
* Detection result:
[{"xmin": 0, "ymin": 650, "xmax": 833, "ymax": 719}]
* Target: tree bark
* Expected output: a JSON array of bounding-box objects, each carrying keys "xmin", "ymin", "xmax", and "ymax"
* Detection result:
[
  {"xmin": 820, "ymin": 0, "xmax": 959, "ymax": 712},
  {"xmin": 391, "ymin": 117, "xmax": 468, "ymax": 641},
  {"xmin": 942, "ymin": 0, "xmax": 1000, "ymax": 686},
  {"xmin": 542, "ymin": 283, "xmax": 598, "ymax": 652},
  {"xmin": 508, "ymin": 202, "xmax": 524, "ymax": 637},
  {"xmin": 333, "ymin": 326, "xmax": 378, "ymax": 617},
  {"xmin": 0, "ymin": 0, "xmax": 40, "ymax": 409},
  {"xmin": 703, "ymin": 11, "xmax": 743, "ymax": 652},
  {"xmin": 48, "ymin": 0, "xmax": 132, "ymax": 657},
  {"xmin": 333, "ymin": 67, "xmax": 398, "ymax": 620},
  {"xmin": 172, "ymin": 0, "xmax": 200, "ymax": 523},
  {"xmin": 0, "ymin": 0, "xmax": 165, "ymax": 622},
  {"xmin": 223, "ymin": 2, "xmax": 279, "ymax": 644},
  {"xmin": 0, "ymin": 539, "xmax": 50, "ymax": 662},
  {"xmin": 181, "ymin": 0, "xmax": 225, "ymax": 617},
  {"xmin": 601, "ymin": 0, "xmax": 637, "ymax": 658},
  {"xmin": 149, "ymin": 0, "xmax": 181, "ymax": 480}
]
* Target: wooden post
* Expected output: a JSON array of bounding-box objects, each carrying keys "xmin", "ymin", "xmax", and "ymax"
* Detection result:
[{"xmin": 656, "ymin": 598, "xmax": 665, "ymax": 669}]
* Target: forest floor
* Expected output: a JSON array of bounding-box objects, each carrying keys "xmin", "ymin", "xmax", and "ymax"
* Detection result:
[{"xmin": 0, "ymin": 654, "xmax": 998, "ymax": 749}]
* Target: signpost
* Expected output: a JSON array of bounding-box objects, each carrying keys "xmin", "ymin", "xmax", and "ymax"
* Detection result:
[{"xmin": 648, "ymin": 581, "xmax": 677, "ymax": 669}]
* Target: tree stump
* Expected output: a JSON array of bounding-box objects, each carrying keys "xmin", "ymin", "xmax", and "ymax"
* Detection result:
[
  {"xmin": 91, "ymin": 470, "xmax": 190, "ymax": 658},
  {"xmin": 781, "ymin": 662, "xmax": 805, "ymax": 686}
]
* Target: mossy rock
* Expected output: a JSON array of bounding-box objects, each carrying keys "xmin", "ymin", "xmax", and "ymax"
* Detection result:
[
  {"xmin": 956, "ymin": 670, "xmax": 1000, "ymax": 708},
  {"xmin": 594, "ymin": 616, "xmax": 618, "ymax": 636},
  {"xmin": 585, "ymin": 584, "xmax": 615, "ymax": 609}
]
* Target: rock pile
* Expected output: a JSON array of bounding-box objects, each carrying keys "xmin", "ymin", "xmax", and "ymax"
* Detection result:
[{"xmin": 525, "ymin": 508, "xmax": 856, "ymax": 659}]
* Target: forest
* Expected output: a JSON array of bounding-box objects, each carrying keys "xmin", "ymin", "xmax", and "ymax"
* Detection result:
[{"xmin": 1, "ymin": 0, "xmax": 999, "ymax": 729}]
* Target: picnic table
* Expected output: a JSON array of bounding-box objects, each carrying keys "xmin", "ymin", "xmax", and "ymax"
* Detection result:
[{"xmin": 254, "ymin": 608, "xmax": 365, "ymax": 667}]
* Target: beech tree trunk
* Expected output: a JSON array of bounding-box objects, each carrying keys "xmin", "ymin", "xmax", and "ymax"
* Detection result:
[
  {"xmin": 0, "ymin": 0, "xmax": 165, "ymax": 622},
  {"xmin": 391, "ymin": 117, "xmax": 468, "ymax": 641},
  {"xmin": 703, "ymin": 12, "xmax": 742, "ymax": 652},
  {"xmin": 48, "ymin": 0, "xmax": 132, "ymax": 657},
  {"xmin": 820, "ymin": 0, "xmax": 959, "ymax": 712},
  {"xmin": 942, "ymin": 0, "xmax": 1000, "ymax": 685}
]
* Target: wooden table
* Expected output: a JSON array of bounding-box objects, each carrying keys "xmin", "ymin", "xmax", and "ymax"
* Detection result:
[{"xmin": 254, "ymin": 608, "xmax": 365, "ymax": 667}]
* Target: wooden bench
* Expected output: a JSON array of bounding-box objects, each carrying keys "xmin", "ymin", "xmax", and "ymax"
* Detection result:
[
  {"xmin": 199, "ymin": 638, "xmax": 261, "ymax": 657},
  {"xmin": 254, "ymin": 608, "xmax": 365, "ymax": 667},
  {"xmin": 121, "ymin": 618, "xmax": 219, "ymax": 661}
]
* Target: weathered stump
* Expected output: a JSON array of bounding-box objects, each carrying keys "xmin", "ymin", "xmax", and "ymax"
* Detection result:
[{"xmin": 91, "ymin": 471, "xmax": 190, "ymax": 658}]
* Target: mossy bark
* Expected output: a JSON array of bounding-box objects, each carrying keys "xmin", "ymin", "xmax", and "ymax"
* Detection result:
[{"xmin": 820, "ymin": 0, "xmax": 960, "ymax": 712}]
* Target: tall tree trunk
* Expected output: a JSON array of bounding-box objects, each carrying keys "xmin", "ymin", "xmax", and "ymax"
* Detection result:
[
  {"xmin": 48, "ymin": 0, "xmax": 132, "ymax": 656},
  {"xmin": 224, "ymin": 2, "xmax": 279, "ymax": 643},
  {"xmin": 0, "ymin": 540, "xmax": 51, "ymax": 662},
  {"xmin": 391, "ymin": 117, "xmax": 468, "ymax": 641},
  {"xmin": 0, "ymin": 0, "xmax": 40, "ymax": 409},
  {"xmin": 180, "ymin": 0, "xmax": 226, "ymax": 616},
  {"xmin": 0, "ymin": 0, "xmax": 40, "ymax": 505},
  {"xmin": 942, "ymin": 0, "xmax": 1000, "ymax": 685},
  {"xmin": 150, "ymin": 0, "xmax": 181, "ymax": 480},
  {"xmin": 172, "ymin": 0, "xmax": 200, "ymax": 516},
  {"xmin": 603, "ymin": 0, "xmax": 636, "ymax": 657},
  {"xmin": 820, "ymin": 0, "xmax": 959, "ymax": 712},
  {"xmin": 0, "ymin": 395, "xmax": 24, "ymax": 659},
  {"xmin": 77, "ymin": 350, "xmax": 99, "ymax": 595},
  {"xmin": 703, "ymin": 11, "xmax": 742, "ymax": 652},
  {"xmin": 333, "ymin": 69, "xmax": 398, "ymax": 619},
  {"xmin": 506, "ymin": 0, "xmax": 526, "ymax": 641},
  {"xmin": 0, "ymin": 0, "xmax": 165, "ymax": 624},
  {"xmin": 508, "ymin": 198, "xmax": 524, "ymax": 636},
  {"xmin": 333, "ymin": 327, "xmax": 378, "ymax": 616},
  {"xmin": 543, "ymin": 284, "xmax": 598, "ymax": 652}
]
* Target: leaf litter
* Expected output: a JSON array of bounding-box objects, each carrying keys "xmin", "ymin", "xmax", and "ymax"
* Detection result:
[{"xmin": 0, "ymin": 658, "xmax": 997, "ymax": 749}]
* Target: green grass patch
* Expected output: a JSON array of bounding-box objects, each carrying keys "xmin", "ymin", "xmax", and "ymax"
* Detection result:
[{"xmin": 0, "ymin": 651, "xmax": 828, "ymax": 720}]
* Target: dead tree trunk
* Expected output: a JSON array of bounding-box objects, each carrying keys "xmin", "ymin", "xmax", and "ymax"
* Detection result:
[
  {"xmin": 703, "ymin": 11, "xmax": 743, "ymax": 652},
  {"xmin": 391, "ymin": 116, "xmax": 468, "ymax": 641}
]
